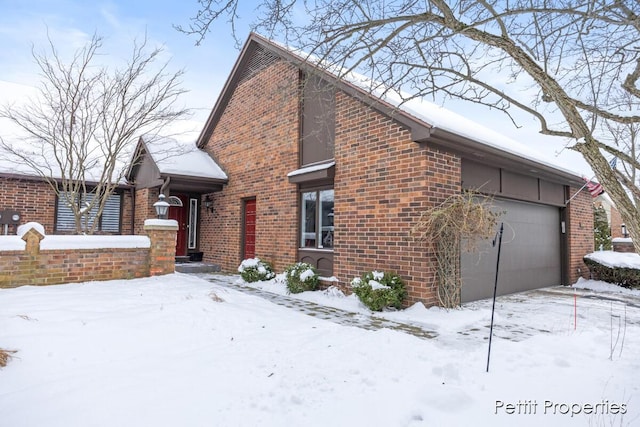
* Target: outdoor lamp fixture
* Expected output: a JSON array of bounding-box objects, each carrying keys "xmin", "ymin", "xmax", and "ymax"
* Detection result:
[
  {"xmin": 621, "ymin": 224, "xmax": 629, "ymax": 238},
  {"xmin": 153, "ymin": 194, "xmax": 170, "ymax": 219},
  {"xmin": 204, "ymin": 195, "xmax": 214, "ymax": 213}
]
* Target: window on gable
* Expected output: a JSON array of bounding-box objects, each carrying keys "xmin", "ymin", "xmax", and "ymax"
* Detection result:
[
  {"xmin": 55, "ymin": 191, "xmax": 122, "ymax": 233},
  {"xmin": 300, "ymin": 188, "xmax": 334, "ymax": 250}
]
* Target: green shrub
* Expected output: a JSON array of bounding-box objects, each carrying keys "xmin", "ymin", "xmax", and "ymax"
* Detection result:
[
  {"xmin": 351, "ymin": 271, "xmax": 407, "ymax": 311},
  {"xmin": 284, "ymin": 262, "xmax": 319, "ymax": 294},
  {"xmin": 237, "ymin": 258, "xmax": 275, "ymax": 283},
  {"xmin": 583, "ymin": 257, "xmax": 640, "ymax": 289}
]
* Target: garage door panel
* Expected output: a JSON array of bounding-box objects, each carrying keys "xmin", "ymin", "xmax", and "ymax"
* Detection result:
[{"xmin": 461, "ymin": 199, "xmax": 561, "ymax": 303}]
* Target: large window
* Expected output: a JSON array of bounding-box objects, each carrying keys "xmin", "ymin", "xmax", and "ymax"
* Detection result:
[
  {"xmin": 300, "ymin": 189, "xmax": 334, "ymax": 249},
  {"xmin": 56, "ymin": 191, "xmax": 122, "ymax": 233}
]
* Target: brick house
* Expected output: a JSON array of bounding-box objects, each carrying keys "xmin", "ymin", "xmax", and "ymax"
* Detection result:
[
  {"xmin": 1, "ymin": 136, "xmax": 228, "ymax": 265},
  {"xmin": 0, "ymin": 172, "xmax": 135, "ymax": 236},
  {"xmin": 195, "ymin": 33, "xmax": 594, "ymax": 306}
]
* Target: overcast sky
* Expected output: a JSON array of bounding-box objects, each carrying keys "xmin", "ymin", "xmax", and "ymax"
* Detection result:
[{"xmin": 0, "ymin": 0, "xmax": 592, "ymax": 176}]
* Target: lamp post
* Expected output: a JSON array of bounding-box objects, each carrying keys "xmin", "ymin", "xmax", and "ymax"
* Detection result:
[
  {"xmin": 153, "ymin": 194, "xmax": 170, "ymax": 219},
  {"xmin": 621, "ymin": 224, "xmax": 629, "ymax": 238}
]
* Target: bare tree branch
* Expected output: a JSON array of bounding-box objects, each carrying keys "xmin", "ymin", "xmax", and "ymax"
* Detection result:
[
  {"xmin": 181, "ymin": 0, "xmax": 640, "ymax": 252},
  {"xmin": 1, "ymin": 32, "xmax": 189, "ymax": 234}
]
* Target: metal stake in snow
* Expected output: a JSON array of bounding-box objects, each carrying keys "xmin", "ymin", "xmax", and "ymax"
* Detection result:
[{"xmin": 486, "ymin": 222, "xmax": 504, "ymax": 373}]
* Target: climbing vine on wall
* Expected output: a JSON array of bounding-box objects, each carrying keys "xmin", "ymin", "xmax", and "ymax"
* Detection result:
[{"xmin": 410, "ymin": 191, "xmax": 502, "ymax": 308}]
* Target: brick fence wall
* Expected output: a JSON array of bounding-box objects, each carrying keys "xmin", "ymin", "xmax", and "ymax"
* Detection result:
[
  {"xmin": 0, "ymin": 220, "xmax": 177, "ymax": 289},
  {"xmin": 612, "ymin": 239, "xmax": 635, "ymax": 253}
]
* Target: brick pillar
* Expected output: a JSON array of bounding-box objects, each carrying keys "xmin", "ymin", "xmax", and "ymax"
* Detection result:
[
  {"xmin": 21, "ymin": 227, "xmax": 45, "ymax": 255},
  {"xmin": 144, "ymin": 219, "xmax": 178, "ymax": 276}
]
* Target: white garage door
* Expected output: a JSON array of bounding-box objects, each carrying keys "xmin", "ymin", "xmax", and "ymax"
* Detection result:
[{"xmin": 461, "ymin": 198, "xmax": 562, "ymax": 303}]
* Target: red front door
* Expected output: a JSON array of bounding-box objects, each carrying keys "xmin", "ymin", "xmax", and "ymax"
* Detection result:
[
  {"xmin": 243, "ymin": 199, "xmax": 256, "ymax": 259},
  {"xmin": 168, "ymin": 194, "xmax": 189, "ymax": 256}
]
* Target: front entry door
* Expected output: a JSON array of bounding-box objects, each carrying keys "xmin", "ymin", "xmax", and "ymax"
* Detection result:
[
  {"xmin": 243, "ymin": 199, "xmax": 256, "ymax": 259},
  {"xmin": 168, "ymin": 194, "xmax": 189, "ymax": 256}
]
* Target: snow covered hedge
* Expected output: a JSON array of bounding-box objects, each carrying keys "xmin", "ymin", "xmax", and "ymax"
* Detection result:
[
  {"xmin": 351, "ymin": 271, "xmax": 407, "ymax": 311},
  {"xmin": 284, "ymin": 262, "xmax": 319, "ymax": 294},
  {"xmin": 238, "ymin": 258, "xmax": 275, "ymax": 283},
  {"xmin": 584, "ymin": 252, "xmax": 640, "ymax": 289}
]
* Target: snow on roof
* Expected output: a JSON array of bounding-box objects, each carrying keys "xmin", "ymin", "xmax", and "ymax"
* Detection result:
[
  {"xmin": 142, "ymin": 136, "xmax": 227, "ymax": 180},
  {"xmin": 287, "ymin": 161, "xmax": 335, "ymax": 177},
  {"xmin": 1, "ymin": 81, "xmax": 217, "ymax": 183},
  {"xmin": 270, "ymin": 37, "xmax": 584, "ymax": 178}
]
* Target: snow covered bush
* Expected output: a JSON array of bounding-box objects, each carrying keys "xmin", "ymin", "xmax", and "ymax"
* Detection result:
[
  {"xmin": 284, "ymin": 262, "xmax": 319, "ymax": 294},
  {"xmin": 350, "ymin": 271, "xmax": 407, "ymax": 311},
  {"xmin": 583, "ymin": 256, "xmax": 640, "ymax": 289},
  {"xmin": 237, "ymin": 258, "xmax": 275, "ymax": 283}
]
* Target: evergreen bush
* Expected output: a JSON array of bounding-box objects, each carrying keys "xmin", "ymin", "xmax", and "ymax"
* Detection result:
[
  {"xmin": 583, "ymin": 257, "xmax": 640, "ymax": 289},
  {"xmin": 284, "ymin": 262, "xmax": 319, "ymax": 294},
  {"xmin": 351, "ymin": 271, "xmax": 407, "ymax": 311},
  {"xmin": 594, "ymin": 205, "xmax": 612, "ymax": 250},
  {"xmin": 237, "ymin": 258, "xmax": 275, "ymax": 283}
]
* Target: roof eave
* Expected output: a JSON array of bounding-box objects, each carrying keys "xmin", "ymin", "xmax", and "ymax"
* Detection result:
[
  {"xmin": 160, "ymin": 172, "xmax": 228, "ymax": 185},
  {"xmin": 425, "ymin": 127, "xmax": 584, "ymax": 186}
]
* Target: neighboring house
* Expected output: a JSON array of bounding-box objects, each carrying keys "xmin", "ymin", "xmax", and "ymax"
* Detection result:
[
  {"xmin": 0, "ymin": 136, "xmax": 228, "ymax": 266},
  {"xmin": 195, "ymin": 33, "xmax": 594, "ymax": 306},
  {"xmin": 0, "ymin": 171, "xmax": 134, "ymax": 236},
  {"xmin": 595, "ymin": 194, "xmax": 626, "ymax": 240}
]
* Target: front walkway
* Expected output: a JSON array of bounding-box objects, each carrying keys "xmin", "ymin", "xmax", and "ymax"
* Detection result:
[{"xmin": 204, "ymin": 274, "xmax": 438, "ymax": 340}]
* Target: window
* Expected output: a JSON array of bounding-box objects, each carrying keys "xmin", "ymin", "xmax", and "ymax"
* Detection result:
[
  {"xmin": 300, "ymin": 189, "xmax": 334, "ymax": 249},
  {"xmin": 188, "ymin": 198, "xmax": 198, "ymax": 249},
  {"xmin": 56, "ymin": 191, "xmax": 122, "ymax": 233}
]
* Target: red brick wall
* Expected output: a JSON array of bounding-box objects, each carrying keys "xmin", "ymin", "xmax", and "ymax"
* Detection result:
[
  {"xmin": 0, "ymin": 177, "xmax": 56, "ymax": 234},
  {"xmin": 202, "ymin": 62, "xmax": 461, "ymax": 306},
  {"xmin": 0, "ymin": 223, "xmax": 177, "ymax": 288},
  {"xmin": 121, "ymin": 190, "xmax": 135, "ymax": 234},
  {"xmin": 610, "ymin": 205, "xmax": 624, "ymax": 239},
  {"xmin": 0, "ymin": 176, "xmax": 135, "ymax": 235},
  {"xmin": 134, "ymin": 187, "xmax": 159, "ymax": 235},
  {"xmin": 333, "ymin": 92, "xmax": 461, "ymax": 306},
  {"xmin": 568, "ymin": 187, "xmax": 594, "ymax": 283},
  {"xmin": 612, "ymin": 241, "xmax": 635, "ymax": 253},
  {"xmin": 201, "ymin": 59, "xmax": 300, "ymax": 272}
]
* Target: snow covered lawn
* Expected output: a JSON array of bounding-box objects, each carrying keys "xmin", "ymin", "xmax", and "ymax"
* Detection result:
[{"xmin": 1, "ymin": 273, "xmax": 639, "ymax": 426}]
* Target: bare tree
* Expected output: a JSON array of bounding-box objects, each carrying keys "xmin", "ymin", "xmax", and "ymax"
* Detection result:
[
  {"xmin": 180, "ymin": 0, "xmax": 640, "ymax": 252},
  {"xmin": 1, "ymin": 33, "xmax": 189, "ymax": 234}
]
